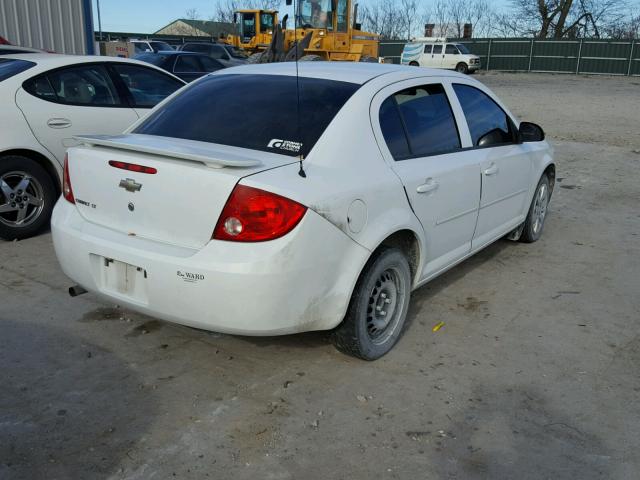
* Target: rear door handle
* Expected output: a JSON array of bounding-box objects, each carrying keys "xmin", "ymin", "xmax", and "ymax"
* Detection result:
[
  {"xmin": 416, "ymin": 179, "xmax": 439, "ymax": 194},
  {"xmin": 483, "ymin": 163, "xmax": 499, "ymax": 176},
  {"xmin": 47, "ymin": 118, "xmax": 72, "ymax": 128}
]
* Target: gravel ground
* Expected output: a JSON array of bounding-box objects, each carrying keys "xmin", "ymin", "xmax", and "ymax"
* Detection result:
[{"xmin": 1, "ymin": 72, "xmax": 639, "ymax": 480}]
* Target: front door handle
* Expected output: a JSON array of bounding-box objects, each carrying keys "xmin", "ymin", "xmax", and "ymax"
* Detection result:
[
  {"xmin": 416, "ymin": 179, "xmax": 439, "ymax": 194},
  {"xmin": 47, "ymin": 118, "xmax": 72, "ymax": 129},
  {"xmin": 483, "ymin": 163, "xmax": 499, "ymax": 176}
]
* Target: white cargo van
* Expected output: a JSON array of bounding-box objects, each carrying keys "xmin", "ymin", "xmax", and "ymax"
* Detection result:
[{"xmin": 400, "ymin": 38, "xmax": 481, "ymax": 74}]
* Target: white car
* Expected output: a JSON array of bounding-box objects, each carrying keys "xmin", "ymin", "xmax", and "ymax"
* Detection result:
[
  {"xmin": 0, "ymin": 54, "xmax": 185, "ymax": 239},
  {"xmin": 401, "ymin": 39, "xmax": 481, "ymax": 74},
  {"xmin": 51, "ymin": 63, "xmax": 554, "ymax": 360}
]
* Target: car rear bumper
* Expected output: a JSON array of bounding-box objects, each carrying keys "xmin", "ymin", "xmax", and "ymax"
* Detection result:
[{"xmin": 51, "ymin": 200, "xmax": 370, "ymax": 335}]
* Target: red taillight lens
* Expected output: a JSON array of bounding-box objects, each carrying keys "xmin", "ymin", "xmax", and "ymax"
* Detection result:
[
  {"xmin": 62, "ymin": 153, "xmax": 75, "ymax": 204},
  {"xmin": 109, "ymin": 160, "xmax": 157, "ymax": 174},
  {"xmin": 213, "ymin": 185, "xmax": 307, "ymax": 242}
]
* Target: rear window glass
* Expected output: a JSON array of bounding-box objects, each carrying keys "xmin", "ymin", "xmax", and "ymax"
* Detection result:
[
  {"xmin": 134, "ymin": 74, "xmax": 359, "ymax": 157},
  {"xmin": 134, "ymin": 53, "xmax": 169, "ymax": 66},
  {"xmin": 0, "ymin": 59, "xmax": 35, "ymax": 81}
]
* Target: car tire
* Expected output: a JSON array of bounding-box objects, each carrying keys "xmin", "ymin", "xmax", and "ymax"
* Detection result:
[
  {"xmin": 246, "ymin": 52, "xmax": 264, "ymax": 64},
  {"xmin": 520, "ymin": 174, "xmax": 550, "ymax": 243},
  {"xmin": 299, "ymin": 54, "xmax": 323, "ymax": 61},
  {"xmin": 0, "ymin": 155, "xmax": 57, "ymax": 241},
  {"xmin": 455, "ymin": 62, "xmax": 469, "ymax": 74},
  {"xmin": 409, "ymin": 61, "xmax": 419, "ymax": 66},
  {"xmin": 331, "ymin": 247, "xmax": 412, "ymax": 360}
]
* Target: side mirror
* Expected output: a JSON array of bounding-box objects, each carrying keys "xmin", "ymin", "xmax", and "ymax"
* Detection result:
[
  {"xmin": 286, "ymin": 0, "xmax": 292, "ymax": 5},
  {"xmin": 519, "ymin": 121, "xmax": 545, "ymax": 142},
  {"xmin": 477, "ymin": 128, "xmax": 505, "ymax": 148},
  {"xmin": 233, "ymin": 13, "xmax": 237, "ymax": 24}
]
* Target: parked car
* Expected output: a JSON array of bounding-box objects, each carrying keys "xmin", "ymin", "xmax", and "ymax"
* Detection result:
[
  {"xmin": 131, "ymin": 40, "xmax": 175, "ymax": 54},
  {"xmin": 0, "ymin": 54, "xmax": 185, "ymax": 240},
  {"xmin": 179, "ymin": 42, "xmax": 247, "ymax": 67},
  {"xmin": 0, "ymin": 45, "xmax": 49, "ymax": 55},
  {"xmin": 52, "ymin": 63, "xmax": 554, "ymax": 360},
  {"xmin": 134, "ymin": 51, "xmax": 226, "ymax": 82},
  {"xmin": 401, "ymin": 38, "xmax": 481, "ymax": 74}
]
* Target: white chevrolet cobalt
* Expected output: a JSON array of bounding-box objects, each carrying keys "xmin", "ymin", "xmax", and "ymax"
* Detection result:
[{"xmin": 52, "ymin": 63, "xmax": 554, "ymax": 360}]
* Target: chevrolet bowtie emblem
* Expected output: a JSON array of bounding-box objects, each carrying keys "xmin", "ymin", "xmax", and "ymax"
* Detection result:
[{"xmin": 119, "ymin": 178, "xmax": 142, "ymax": 193}]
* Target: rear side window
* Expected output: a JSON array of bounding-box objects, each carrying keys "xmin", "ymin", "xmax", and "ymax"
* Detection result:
[
  {"xmin": 199, "ymin": 56, "xmax": 223, "ymax": 72},
  {"xmin": 0, "ymin": 59, "xmax": 35, "ymax": 81},
  {"xmin": 111, "ymin": 64, "xmax": 183, "ymax": 107},
  {"xmin": 379, "ymin": 97, "xmax": 410, "ymax": 159},
  {"xmin": 380, "ymin": 84, "xmax": 460, "ymax": 159},
  {"xmin": 134, "ymin": 74, "xmax": 359, "ymax": 157},
  {"xmin": 175, "ymin": 55, "xmax": 201, "ymax": 73},
  {"xmin": 24, "ymin": 64, "xmax": 122, "ymax": 106},
  {"xmin": 453, "ymin": 84, "xmax": 515, "ymax": 146}
]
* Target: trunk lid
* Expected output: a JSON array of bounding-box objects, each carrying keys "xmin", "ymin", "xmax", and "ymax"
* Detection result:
[{"xmin": 67, "ymin": 134, "xmax": 296, "ymax": 249}]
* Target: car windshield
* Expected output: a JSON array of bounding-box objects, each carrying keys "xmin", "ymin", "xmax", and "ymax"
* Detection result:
[
  {"xmin": 0, "ymin": 58, "xmax": 35, "ymax": 81},
  {"xmin": 297, "ymin": 0, "xmax": 334, "ymax": 29},
  {"xmin": 456, "ymin": 44, "xmax": 470, "ymax": 54},
  {"xmin": 150, "ymin": 41, "xmax": 174, "ymax": 52},
  {"xmin": 133, "ymin": 73, "xmax": 359, "ymax": 157}
]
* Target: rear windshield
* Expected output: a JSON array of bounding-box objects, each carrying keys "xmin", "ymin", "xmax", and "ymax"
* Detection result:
[
  {"xmin": 150, "ymin": 41, "xmax": 174, "ymax": 52},
  {"xmin": 134, "ymin": 73, "xmax": 359, "ymax": 157},
  {"xmin": 0, "ymin": 58, "xmax": 36, "ymax": 81}
]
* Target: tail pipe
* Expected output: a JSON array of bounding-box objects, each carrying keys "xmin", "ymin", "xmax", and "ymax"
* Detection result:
[{"xmin": 69, "ymin": 285, "xmax": 87, "ymax": 297}]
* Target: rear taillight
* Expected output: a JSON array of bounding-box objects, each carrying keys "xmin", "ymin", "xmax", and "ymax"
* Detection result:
[
  {"xmin": 62, "ymin": 154, "xmax": 75, "ymax": 204},
  {"xmin": 213, "ymin": 185, "xmax": 307, "ymax": 242}
]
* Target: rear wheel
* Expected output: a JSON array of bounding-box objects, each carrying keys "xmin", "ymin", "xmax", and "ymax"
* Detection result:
[
  {"xmin": 0, "ymin": 155, "xmax": 56, "ymax": 240},
  {"xmin": 299, "ymin": 54, "xmax": 323, "ymax": 61},
  {"xmin": 455, "ymin": 62, "xmax": 469, "ymax": 74},
  {"xmin": 409, "ymin": 61, "xmax": 419, "ymax": 67},
  {"xmin": 520, "ymin": 175, "xmax": 550, "ymax": 243},
  {"xmin": 331, "ymin": 248, "xmax": 411, "ymax": 360}
]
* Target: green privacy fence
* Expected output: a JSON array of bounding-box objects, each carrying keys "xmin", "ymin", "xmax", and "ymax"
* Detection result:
[{"xmin": 380, "ymin": 38, "xmax": 640, "ymax": 76}]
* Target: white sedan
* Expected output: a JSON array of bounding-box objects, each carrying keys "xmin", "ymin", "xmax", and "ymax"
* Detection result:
[
  {"xmin": 0, "ymin": 54, "xmax": 185, "ymax": 240},
  {"xmin": 52, "ymin": 63, "xmax": 555, "ymax": 360}
]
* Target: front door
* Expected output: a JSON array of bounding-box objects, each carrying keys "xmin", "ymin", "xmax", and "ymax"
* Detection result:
[
  {"xmin": 15, "ymin": 63, "xmax": 139, "ymax": 165},
  {"xmin": 430, "ymin": 44, "xmax": 444, "ymax": 67},
  {"xmin": 373, "ymin": 82, "xmax": 481, "ymax": 279},
  {"xmin": 442, "ymin": 44, "xmax": 461, "ymax": 69},
  {"xmin": 451, "ymin": 83, "xmax": 532, "ymax": 249}
]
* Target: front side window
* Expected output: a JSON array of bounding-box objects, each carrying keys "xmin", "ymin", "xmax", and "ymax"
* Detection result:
[
  {"xmin": 111, "ymin": 64, "xmax": 183, "ymax": 108},
  {"xmin": 175, "ymin": 55, "xmax": 201, "ymax": 73},
  {"xmin": 298, "ymin": 0, "xmax": 333, "ymax": 30},
  {"xmin": 208, "ymin": 45, "xmax": 226, "ymax": 59},
  {"xmin": 453, "ymin": 84, "xmax": 515, "ymax": 147},
  {"xmin": 456, "ymin": 44, "xmax": 470, "ymax": 54},
  {"xmin": 241, "ymin": 13, "xmax": 256, "ymax": 39},
  {"xmin": 380, "ymin": 84, "xmax": 460, "ymax": 159},
  {"xmin": 260, "ymin": 13, "xmax": 275, "ymax": 32},
  {"xmin": 445, "ymin": 44, "xmax": 459, "ymax": 54},
  {"xmin": 25, "ymin": 64, "xmax": 121, "ymax": 106},
  {"xmin": 0, "ymin": 59, "xmax": 35, "ymax": 81},
  {"xmin": 134, "ymin": 74, "xmax": 359, "ymax": 157},
  {"xmin": 134, "ymin": 43, "xmax": 151, "ymax": 54},
  {"xmin": 336, "ymin": 0, "xmax": 348, "ymax": 32}
]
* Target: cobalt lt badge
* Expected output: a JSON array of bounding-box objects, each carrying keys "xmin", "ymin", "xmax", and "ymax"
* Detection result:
[{"xmin": 128, "ymin": 202, "xmax": 135, "ymax": 212}]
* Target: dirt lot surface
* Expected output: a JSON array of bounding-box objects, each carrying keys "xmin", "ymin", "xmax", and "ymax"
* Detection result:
[{"xmin": 2, "ymin": 72, "xmax": 639, "ymax": 480}]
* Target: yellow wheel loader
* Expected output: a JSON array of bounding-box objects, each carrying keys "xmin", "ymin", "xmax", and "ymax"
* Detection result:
[{"xmin": 225, "ymin": 0, "xmax": 379, "ymax": 63}]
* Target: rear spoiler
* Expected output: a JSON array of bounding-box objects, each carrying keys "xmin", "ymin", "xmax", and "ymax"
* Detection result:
[{"xmin": 73, "ymin": 134, "xmax": 263, "ymax": 168}]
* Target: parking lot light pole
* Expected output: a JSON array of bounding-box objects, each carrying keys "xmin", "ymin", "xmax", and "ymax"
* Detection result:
[{"xmin": 96, "ymin": 0, "xmax": 102, "ymax": 41}]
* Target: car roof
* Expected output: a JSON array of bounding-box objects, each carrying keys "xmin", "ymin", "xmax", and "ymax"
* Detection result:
[
  {"xmin": 221, "ymin": 61, "xmax": 466, "ymax": 85},
  {"xmin": 150, "ymin": 51, "xmax": 204, "ymax": 56}
]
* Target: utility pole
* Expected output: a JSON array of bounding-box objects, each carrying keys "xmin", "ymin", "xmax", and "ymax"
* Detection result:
[{"xmin": 96, "ymin": 0, "xmax": 103, "ymax": 40}]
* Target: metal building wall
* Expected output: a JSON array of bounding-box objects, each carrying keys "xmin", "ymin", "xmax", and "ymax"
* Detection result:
[{"xmin": 0, "ymin": 0, "xmax": 94, "ymax": 54}]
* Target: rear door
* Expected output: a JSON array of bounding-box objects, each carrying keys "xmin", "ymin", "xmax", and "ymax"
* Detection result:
[
  {"xmin": 372, "ymin": 80, "xmax": 481, "ymax": 279},
  {"xmin": 430, "ymin": 44, "xmax": 444, "ymax": 68},
  {"xmin": 452, "ymin": 83, "xmax": 532, "ymax": 249},
  {"xmin": 16, "ymin": 63, "xmax": 139, "ymax": 164}
]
